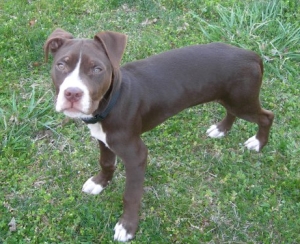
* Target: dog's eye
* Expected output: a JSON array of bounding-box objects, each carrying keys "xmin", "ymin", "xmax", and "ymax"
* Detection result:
[
  {"xmin": 92, "ymin": 66, "xmax": 102, "ymax": 74},
  {"xmin": 57, "ymin": 62, "xmax": 65, "ymax": 71}
]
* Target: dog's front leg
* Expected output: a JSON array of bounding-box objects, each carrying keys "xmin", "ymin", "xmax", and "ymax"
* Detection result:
[
  {"xmin": 82, "ymin": 140, "xmax": 116, "ymax": 194},
  {"xmin": 114, "ymin": 138, "xmax": 148, "ymax": 242}
]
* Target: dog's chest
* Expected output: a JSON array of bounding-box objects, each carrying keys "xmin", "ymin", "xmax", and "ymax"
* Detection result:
[{"xmin": 87, "ymin": 123, "xmax": 109, "ymax": 147}]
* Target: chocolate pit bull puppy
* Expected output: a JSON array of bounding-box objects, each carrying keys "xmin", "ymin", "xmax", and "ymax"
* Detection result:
[{"xmin": 44, "ymin": 28, "xmax": 274, "ymax": 242}]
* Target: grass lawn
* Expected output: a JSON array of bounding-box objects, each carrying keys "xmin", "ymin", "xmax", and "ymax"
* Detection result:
[{"xmin": 1, "ymin": 0, "xmax": 299, "ymax": 243}]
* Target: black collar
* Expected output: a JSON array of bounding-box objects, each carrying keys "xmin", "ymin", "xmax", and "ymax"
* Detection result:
[{"xmin": 81, "ymin": 87, "xmax": 120, "ymax": 124}]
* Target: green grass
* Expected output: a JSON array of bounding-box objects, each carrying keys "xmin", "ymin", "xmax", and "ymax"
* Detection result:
[{"xmin": 1, "ymin": 0, "xmax": 299, "ymax": 243}]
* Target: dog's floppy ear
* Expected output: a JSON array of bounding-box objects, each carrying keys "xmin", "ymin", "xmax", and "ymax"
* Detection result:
[
  {"xmin": 94, "ymin": 31, "xmax": 127, "ymax": 69},
  {"xmin": 44, "ymin": 28, "xmax": 74, "ymax": 62}
]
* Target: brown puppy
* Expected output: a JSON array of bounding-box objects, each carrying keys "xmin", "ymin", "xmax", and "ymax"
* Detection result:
[{"xmin": 45, "ymin": 29, "xmax": 274, "ymax": 242}]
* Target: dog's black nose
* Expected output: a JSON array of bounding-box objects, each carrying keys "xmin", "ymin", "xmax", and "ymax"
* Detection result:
[{"xmin": 64, "ymin": 87, "xmax": 83, "ymax": 102}]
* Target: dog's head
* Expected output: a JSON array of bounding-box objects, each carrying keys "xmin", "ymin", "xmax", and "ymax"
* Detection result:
[{"xmin": 44, "ymin": 28, "xmax": 127, "ymax": 119}]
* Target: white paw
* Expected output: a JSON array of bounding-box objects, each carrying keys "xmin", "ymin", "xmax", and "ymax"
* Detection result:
[
  {"xmin": 114, "ymin": 223, "xmax": 133, "ymax": 242},
  {"xmin": 82, "ymin": 177, "xmax": 104, "ymax": 195},
  {"xmin": 206, "ymin": 124, "xmax": 225, "ymax": 138},
  {"xmin": 244, "ymin": 135, "xmax": 260, "ymax": 152}
]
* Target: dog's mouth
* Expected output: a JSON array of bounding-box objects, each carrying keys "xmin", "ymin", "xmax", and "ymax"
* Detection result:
[
  {"xmin": 57, "ymin": 102, "xmax": 89, "ymax": 118},
  {"xmin": 55, "ymin": 88, "xmax": 102, "ymax": 119},
  {"xmin": 63, "ymin": 107, "xmax": 81, "ymax": 113},
  {"xmin": 62, "ymin": 108, "xmax": 90, "ymax": 118},
  {"xmin": 58, "ymin": 99, "xmax": 101, "ymax": 119}
]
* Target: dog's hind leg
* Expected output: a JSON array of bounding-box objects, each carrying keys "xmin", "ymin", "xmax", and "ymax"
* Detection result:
[
  {"xmin": 228, "ymin": 95, "xmax": 274, "ymax": 152},
  {"xmin": 206, "ymin": 111, "xmax": 236, "ymax": 138},
  {"xmin": 244, "ymin": 108, "xmax": 274, "ymax": 151},
  {"xmin": 207, "ymin": 99, "xmax": 274, "ymax": 152}
]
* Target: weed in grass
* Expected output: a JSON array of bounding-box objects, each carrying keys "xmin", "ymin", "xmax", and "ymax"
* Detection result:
[{"xmin": 194, "ymin": 1, "xmax": 300, "ymax": 79}]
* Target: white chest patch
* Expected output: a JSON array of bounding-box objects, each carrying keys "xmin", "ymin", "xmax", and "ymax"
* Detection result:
[{"xmin": 87, "ymin": 123, "xmax": 109, "ymax": 148}]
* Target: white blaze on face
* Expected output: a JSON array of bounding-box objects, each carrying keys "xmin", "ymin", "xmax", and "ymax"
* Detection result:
[{"xmin": 55, "ymin": 54, "xmax": 92, "ymax": 118}]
